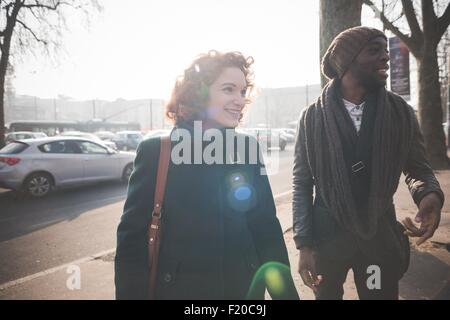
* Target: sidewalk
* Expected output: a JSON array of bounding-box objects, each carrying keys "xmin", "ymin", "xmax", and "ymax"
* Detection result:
[{"xmin": 1, "ymin": 172, "xmax": 449, "ymax": 300}]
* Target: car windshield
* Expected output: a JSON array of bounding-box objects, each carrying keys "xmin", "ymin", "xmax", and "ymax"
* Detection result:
[{"xmin": 0, "ymin": 141, "xmax": 29, "ymax": 154}]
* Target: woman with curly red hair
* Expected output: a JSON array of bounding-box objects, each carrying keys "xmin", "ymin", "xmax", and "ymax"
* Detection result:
[{"xmin": 115, "ymin": 50, "xmax": 298, "ymax": 300}]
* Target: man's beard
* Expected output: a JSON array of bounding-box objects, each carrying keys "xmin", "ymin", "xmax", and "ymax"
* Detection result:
[{"xmin": 360, "ymin": 72, "xmax": 386, "ymax": 91}]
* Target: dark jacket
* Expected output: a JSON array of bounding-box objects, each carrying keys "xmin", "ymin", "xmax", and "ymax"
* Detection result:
[
  {"xmin": 292, "ymin": 99, "xmax": 444, "ymax": 266},
  {"xmin": 115, "ymin": 125, "xmax": 297, "ymax": 300}
]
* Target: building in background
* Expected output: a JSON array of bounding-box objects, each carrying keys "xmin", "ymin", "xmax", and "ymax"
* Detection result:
[{"xmin": 4, "ymin": 85, "xmax": 322, "ymax": 132}]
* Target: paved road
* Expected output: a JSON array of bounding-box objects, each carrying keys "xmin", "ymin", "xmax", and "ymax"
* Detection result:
[{"xmin": 0, "ymin": 145, "xmax": 295, "ymax": 285}]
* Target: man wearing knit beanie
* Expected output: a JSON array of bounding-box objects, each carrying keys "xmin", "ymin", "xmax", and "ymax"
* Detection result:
[
  {"xmin": 321, "ymin": 26, "xmax": 386, "ymax": 80},
  {"xmin": 293, "ymin": 26, "xmax": 444, "ymax": 299}
]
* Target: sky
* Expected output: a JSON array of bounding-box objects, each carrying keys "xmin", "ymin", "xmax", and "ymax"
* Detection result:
[{"xmin": 12, "ymin": 0, "xmax": 381, "ymax": 101}]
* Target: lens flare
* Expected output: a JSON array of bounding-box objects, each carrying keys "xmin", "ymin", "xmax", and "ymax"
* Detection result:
[
  {"xmin": 246, "ymin": 261, "xmax": 298, "ymax": 300},
  {"xmin": 234, "ymin": 186, "xmax": 251, "ymax": 201},
  {"xmin": 264, "ymin": 266, "xmax": 285, "ymax": 296}
]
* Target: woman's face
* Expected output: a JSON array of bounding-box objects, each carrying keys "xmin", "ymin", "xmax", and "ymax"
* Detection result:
[{"xmin": 204, "ymin": 67, "xmax": 247, "ymax": 129}]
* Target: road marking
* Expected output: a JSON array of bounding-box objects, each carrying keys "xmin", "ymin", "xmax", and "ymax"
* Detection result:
[
  {"xmin": 0, "ymin": 248, "xmax": 116, "ymax": 291},
  {"xmin": 0, "ymin": 190, "xmax": 292, "ymax": 291}
]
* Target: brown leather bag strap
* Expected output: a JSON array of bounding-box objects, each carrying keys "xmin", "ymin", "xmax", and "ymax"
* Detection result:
[
  {"xmin": 148, "ymin": 135, "xmax": 171, "ymax": 300},
  {"xmin": 153, "ymin": 135, "xmax": 171, "ymax": 218}
]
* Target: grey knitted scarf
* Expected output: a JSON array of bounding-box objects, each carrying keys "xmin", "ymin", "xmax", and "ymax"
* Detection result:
[{"xmin": 303, "ymin": 79, "xmax": 414, "ymax": 240}]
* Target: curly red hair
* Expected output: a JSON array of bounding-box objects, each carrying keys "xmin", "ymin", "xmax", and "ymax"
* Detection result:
[{"xmin": 165, "ymin": 50, "xmax": 254, "ymax": 124}]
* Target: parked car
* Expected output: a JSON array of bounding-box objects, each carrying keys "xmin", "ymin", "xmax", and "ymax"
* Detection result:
[
  {"xmin": 59, "ymin": 131, "xmax": 117, "ymax": 150},
  {"xmin": 273, "ymin": 128, "xmax": 295, "ymax": 143},
  {"xmin": 239, "ymin": 128, "xmax": 287, "ymax": 151},
  {"xmin": 0, "ymin": 136, "xmax": 135, "ymax": 197},
  {"xmin": 144, "ymin": 129, "xmax": 171, "ymax": 140},
  {"xmin": 113, "ymin": 131, "xmax": 143, "ymax": 151},
  {"xmin": 94, "ymin": 131, "xmax": 117, "ymax": 141},
  {"xmin": 5, "ymin": 131, "xmax": 48, "ymax": 144},
  {"xmin": 282, "ymin": 128, "xmax": 297, "ymax": 138}
]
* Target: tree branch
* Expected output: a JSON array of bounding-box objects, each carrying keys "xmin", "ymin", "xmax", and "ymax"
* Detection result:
[
  {"xmin": 2, "ymin": 1, "xmax": 15, "ymax": 12},
  {"xmin": 16, "ymin": 18, "xmax": 47, "ymax": 45},
  {"xmin": 25, "ymin": 5, "xmax": 40, "ymax": 21},
  {"xmin": 437, "ymin": 1, "xmax": 450, "ymax": 40},
  {"xmin": 401, "ymin": 0, "xmax": 423, "ymax": 40},
  {"xmin": 22, "ymin": 0, "xmax": 73, "ymax": 11},
  {"xmin": 363, "ymin": 0, "xmax": 420, "ymax": 55},
  {"xmin": 391, "ymin": 11, "xmax": 405, "ymax": 25}
]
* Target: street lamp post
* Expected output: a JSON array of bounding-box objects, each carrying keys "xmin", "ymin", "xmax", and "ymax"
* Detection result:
[
  {"xmin": 265, "ymin": 93, "xmax": 269, "ymax": 128},
  {"xmin": 53, "ymin": 98, "xmax": 57, "ymax": 120},
  {"xmin": 34, "ymin": 96, "xmax": 38, "ymax": 120},
  {"xmin": 149, "ymin": 99, "xmax": 153, "ymax": 130}
]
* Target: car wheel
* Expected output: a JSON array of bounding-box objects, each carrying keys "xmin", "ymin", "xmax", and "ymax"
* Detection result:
[
  {"xmin": 122, "ymin": 164, "xmax": 133, "ymax": 183},
  {"xmin": 24, "ymin": 173, "xmax": 53, "ymax": 197},
  {"xmin": 280, "ymin": 141, "xmax": 286, "ymax": 151}
]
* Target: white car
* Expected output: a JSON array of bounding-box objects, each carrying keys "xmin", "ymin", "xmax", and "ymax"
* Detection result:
[
  {"xmin": 0, "ymin": 136, "xmax": 135, "ymax": 197},
  {"xmin": 5, "ymin": 131, "xmax": 48, "ymax": 144}
]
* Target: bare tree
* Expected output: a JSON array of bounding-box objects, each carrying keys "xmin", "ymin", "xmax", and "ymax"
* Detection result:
[
  {"xmin": 320, "ymin": 0, "xmax": 363, "ymax": 87},
  {"xmin": 0, "ymin": 0, "xmax": 101, "ymax": 148},
  {"xmin": 437, "ymin": 21, "xmax": 449, "ymax": 141},
  {"xmin": 4, "ymin": 60, "xmax": 14, "ymax": 122},
  {"xmin": 364, "ymin": 0, "xmax": 450, "ymax": 169}
]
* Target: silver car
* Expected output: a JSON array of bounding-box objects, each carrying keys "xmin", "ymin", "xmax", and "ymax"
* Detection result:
[
  {"xmin": 0, "ymin": 136, "xmax": 136, "ymax": 197},
  {"xmin": 5, "ymin": 131, "xmax": 48, "ymax": 144}
]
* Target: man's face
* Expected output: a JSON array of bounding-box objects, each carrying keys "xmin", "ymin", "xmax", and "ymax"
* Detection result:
[{"xmin": 347, "ymin": 37, "xmax": 390, "ymax": 90}]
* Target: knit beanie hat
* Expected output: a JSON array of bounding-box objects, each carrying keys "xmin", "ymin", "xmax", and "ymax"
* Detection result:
[{"xmin": 321, "ymin": 26, "xmax": 387, "ymax": 79}]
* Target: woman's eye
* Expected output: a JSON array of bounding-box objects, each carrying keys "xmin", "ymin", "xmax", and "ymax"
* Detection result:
[
  {"xmin": 223, "ymin": 87, "xmax": 233, "ymax": 93},
  {"xmin": 241, "ymin": 90, "xmax": 247, "ymax": 97}
]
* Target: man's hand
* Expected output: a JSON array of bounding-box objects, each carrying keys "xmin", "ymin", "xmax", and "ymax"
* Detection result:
[
  {"xmin": 298, "ymin": 247, "xmax": 322, "ymax": 293},
  {"xmin": 402, "ymin": 192, "xmax": 442, "ymax": 246}
]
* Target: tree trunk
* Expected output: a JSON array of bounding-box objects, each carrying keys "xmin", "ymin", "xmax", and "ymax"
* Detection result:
[
  {"xmin": 0, "ymin": 74, "xmax": 5, "ymax": 149},
  {"xmin": 417, "ymin": 48, "xmax": 449, "ymax": 169},
  {"xmin": 0, "ymin": 44, "xmax": 8, "ymax": 149},
  {"xmin": 319, "ymin": 0, "xmax": 362, "ymax": 87},
  {"xmin": 0, "ymin": 2, "xmax": 21, "ymax": 149}
]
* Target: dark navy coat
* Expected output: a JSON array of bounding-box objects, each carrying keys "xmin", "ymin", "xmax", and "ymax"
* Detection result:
[{"xmin": 115, "ymin": 125, "xmax": 298, "ymax": 300}]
